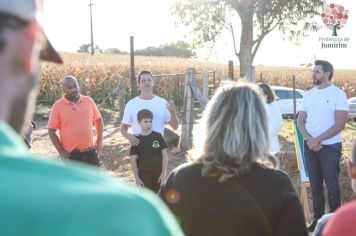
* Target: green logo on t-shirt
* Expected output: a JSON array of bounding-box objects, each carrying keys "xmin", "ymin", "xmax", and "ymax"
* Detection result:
[{"xmin": 152, "ymin": 140, "xmax": 160, "ymax": 148}]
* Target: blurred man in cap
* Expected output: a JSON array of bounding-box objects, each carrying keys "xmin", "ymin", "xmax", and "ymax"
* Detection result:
[{"xmin": 0, "ymin": 1, "xmax": 183, "ymax": 235}]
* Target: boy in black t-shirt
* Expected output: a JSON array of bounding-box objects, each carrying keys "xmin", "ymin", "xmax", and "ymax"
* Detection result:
[{"xmin": 130, "ymin": 109, "xmax": 168, "ymax": 192}]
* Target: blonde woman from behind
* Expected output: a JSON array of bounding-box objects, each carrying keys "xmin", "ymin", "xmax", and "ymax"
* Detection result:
[{"xmin": 159, "ymin": 81, "xmax": 308, "ymax": 236}]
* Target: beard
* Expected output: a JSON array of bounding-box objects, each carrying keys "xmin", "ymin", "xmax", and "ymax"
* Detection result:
[
  {"xmin": 65, "ymin": 91, "xmax": 79, "ymax": 102},
  {"xmin": 8, "ymin": 70, "xmax": 39, "ymax": 136},
  {"xmin": 313, "ymin": 77, "xmax": 322, "ymax": 85}
]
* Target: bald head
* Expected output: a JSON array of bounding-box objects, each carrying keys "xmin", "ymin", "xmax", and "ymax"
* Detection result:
[
  {"xmin": 61, "ymin": 76, "xmax": 77, "ymax": 87},
  {"xmin": 61, "ymin": 76, "xmax": 80, "ymax": 102}
]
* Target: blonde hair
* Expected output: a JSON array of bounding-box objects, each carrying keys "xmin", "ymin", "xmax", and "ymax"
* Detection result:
[{"xmin": 192, "ymin": 81, "xmax": 277, "ymax": 182}]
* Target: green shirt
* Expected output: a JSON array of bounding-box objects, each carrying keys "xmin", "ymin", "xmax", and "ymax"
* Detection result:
[{"xmin": 0, "ymin": 122, "xmax": 183, "ymax": 236}]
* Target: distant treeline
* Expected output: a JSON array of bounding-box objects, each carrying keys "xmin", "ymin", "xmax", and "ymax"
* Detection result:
[{"xmin": 77, "ymin": 41, "xmax": 196, "ymax": 58}]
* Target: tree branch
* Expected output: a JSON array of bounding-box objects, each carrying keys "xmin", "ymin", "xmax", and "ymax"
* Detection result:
[
  {"xmin": 230, "ymin": 24, "xmax": 240, "ymax": 58},
  {"xmin": 252, "ymin": 18, "xmax": 282, "ymax": 61}
]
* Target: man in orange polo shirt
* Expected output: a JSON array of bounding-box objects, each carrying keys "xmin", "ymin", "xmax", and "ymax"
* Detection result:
[{"xmin": 48, "ymin": 76, "xmax": 103, "ymax": 167}]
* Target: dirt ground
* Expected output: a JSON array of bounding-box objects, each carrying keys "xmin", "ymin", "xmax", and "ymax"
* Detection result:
[
  {"xmin": 30, "ymin": 111, "xmax": 355, "ymax": 223},
  {"xmin": 30, "ymin": 117, "xmax": 187, "ymax": 184}
]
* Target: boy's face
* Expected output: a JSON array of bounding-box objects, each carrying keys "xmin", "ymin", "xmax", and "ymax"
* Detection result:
[{"xmin": 139, "ymin": 118, "xmax": 152, "ymax": 131}]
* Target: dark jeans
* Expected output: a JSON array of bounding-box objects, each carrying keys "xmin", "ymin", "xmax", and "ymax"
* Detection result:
[
  {"xmin": 69, "ymin": 149, "xmax": 100, "ymax": 167},
  {"xmin": 138, "ymin": 169, "xmax": 161, "ymax": 193},
  {"xmin": 304, "ymin": 142, "xmax": 342, "ymax": 219}
]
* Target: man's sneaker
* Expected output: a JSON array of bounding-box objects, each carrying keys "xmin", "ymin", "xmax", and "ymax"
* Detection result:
[{"xmin": 308, "ymin": 218, "xmax": 319, "ymax": 232}]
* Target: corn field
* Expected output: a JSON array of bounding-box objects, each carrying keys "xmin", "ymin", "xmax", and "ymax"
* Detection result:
[{"xmin": 39, "ymin": 53, "xmax": 356, "ymax": 107}]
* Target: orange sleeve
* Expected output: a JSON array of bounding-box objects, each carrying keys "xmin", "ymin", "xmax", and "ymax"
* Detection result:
[
  {"xmin": 48, "ymin": 103, "xmax": 60, "ymax": 129},
  {"xmin": 91, "ymin": 98, "xmax": 101, "ymax": 121}
]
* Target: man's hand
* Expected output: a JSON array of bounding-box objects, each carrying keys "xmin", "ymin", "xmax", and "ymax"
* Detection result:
[
  {"xmin": 59, "ymin": 150, "xmax": 70, "ymax": 162},
  {"xmin": 158, "ymin": 172, "xmax": 166, "ymax": 185},
  {"xmin": 128, "ymin": 134, "xmax": 140, "ymax": 146},
  {"xmin": 312, "ymin": 144, "xmax": 323, "ymax": 152},
  {"xmin": 307, "ymin": 137, "xmax": 318, "ymax": 149},
  {"xmin": 166, "ymin": 100, "xmax": 179, "ymax": 130},
  {"xmin": 96, "ymin": 139, "xmax": 103, "ymax": 155},
  {"xmin": 135, "ymin": 178, "xmax": 144, "ymax": 187},
  {"xmin": 307, "ymin": 137, "xmax": 322, "ymax": 151},
  {"xmin": 166, "ymin": 100, "xmax": 177, "ymax": 115}
]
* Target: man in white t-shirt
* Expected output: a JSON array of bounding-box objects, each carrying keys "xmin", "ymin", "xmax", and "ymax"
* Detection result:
[
  {"xmin": 121, "ymin": 71, "xmax": 179, "ymax": 146},
  {"xmin": 297, "ymin": 60, "xmax": 349, "ymax": 232}
]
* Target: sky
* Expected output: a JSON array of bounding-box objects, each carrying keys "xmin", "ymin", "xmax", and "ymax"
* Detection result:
[{"xmin": 42, "ymin": 0, "xmax": 356, "ymax": 69}]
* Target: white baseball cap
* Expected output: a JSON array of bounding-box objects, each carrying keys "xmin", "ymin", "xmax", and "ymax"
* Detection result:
[{"xmin": 0, "ymin": 0, "xmax": 62, "ymax": 64}]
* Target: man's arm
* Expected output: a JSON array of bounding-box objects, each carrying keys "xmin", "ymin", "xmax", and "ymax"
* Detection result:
[
  {"xmin": 315, "ymin": 110, "xmax": 348, "ymax": 143},
  {"xmin": 95, "ymin": 117, "xmax": 104, "ymax": 154},
  {"xmin": 297, "ymin": 111, "xmax": 322, "ymax": 151},
  {"xmin": 130, "ymin": 154, "xmax": 144, "ymax": 187},
  {"xmin": 48, "ymin": 128, "xmax": 69, "ymax": 161},
  {"xmin": 121, "ymin": 123, "xmax": 139, "ymax": 146},
  {"xmin": 166, "ymin": 100, "xmax": 178, "ymax": 130},
  {"xmin": 297, "ymin": 111, "xmax": 312, "ymax": 141},
  {"xmin": 158, "ymin": 148, "xmax": 168, "ymax": 184}
]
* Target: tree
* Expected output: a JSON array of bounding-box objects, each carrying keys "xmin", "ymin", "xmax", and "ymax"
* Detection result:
[
  {"xmin": 164, "ymin": 41, "xmax": 196, "ymax": 58},
  {"xmin": 77, "ymin": 44, "xmax": 102, "ymax": 53},
  {"xmin": 77, "ymin": 44, "xmax": 91, "ymax": 53},
  {"xmin": 104, "ymin": 48, "xmax": 128, "ymax": 54},
  {"xmin": 174, "ymin": 0, "xmax": 325, "ymax": 80},
  {"xmin": 135, "ymin": 41, "xmax": 196, "ymax": 58}
]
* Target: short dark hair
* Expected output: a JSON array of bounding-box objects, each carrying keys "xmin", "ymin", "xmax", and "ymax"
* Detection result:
[
  {"xmin": 137, "ymin": 109, "xmax": 153, "ymax": 122},
  {"xmin": 315, "ymin": 60, "xmax": 334, "ymax": 80},
  {"xmin": 258, "ymin": 83, "xmax": 276, "ymax": 104},
  {"xmin": 137, "ymin": 71, "xmax": 153, "ymax": 84}
]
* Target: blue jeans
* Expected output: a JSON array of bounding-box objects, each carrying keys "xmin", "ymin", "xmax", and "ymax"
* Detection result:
[{"xmin": 304, "ymin": 142, "xmax": 342, "ymax": 219}]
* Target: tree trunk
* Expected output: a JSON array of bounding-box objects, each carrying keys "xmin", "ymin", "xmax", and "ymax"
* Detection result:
[{"xmin": 237, "ymin": 1, "xmax": 254, "ymax": 81}]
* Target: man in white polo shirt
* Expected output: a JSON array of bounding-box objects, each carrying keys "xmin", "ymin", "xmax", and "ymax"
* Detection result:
[
  {"xmin": 297, "ymin": 60, "xmax": 349, "ymax": 232},
  {"xmin": 121, "ymin": 70, "xmax": 179, "ymax": 146}
]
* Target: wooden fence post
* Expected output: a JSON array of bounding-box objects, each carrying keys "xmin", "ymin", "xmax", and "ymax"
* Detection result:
[
  {"xmin": 212, "ymin": 71, "xmax": 216, "ymax": 87},
  {"xmin": 202, "ymin": 72, "xmax": 209, "ymax": 102},
  {"xmin": 176, "ymin": 74, "xmax": 181, "ymax": 112},
  {"xmin": 292, "ymin": 75, "xmax": 297, "ymax": 120},
  {"xmin": 130, "ymin": 36, "xmax": 137, "ymax": 98},
  {"xmin": 180, "ymin": 68, "xmax": 195, "ymax": 150},
  {"xmin": 118, "ymin": 77, "xmax": 126, "ymax": 122},
  {"xmin": 228, "ymin": 60, "xmax": 234, "ymax": 80}
]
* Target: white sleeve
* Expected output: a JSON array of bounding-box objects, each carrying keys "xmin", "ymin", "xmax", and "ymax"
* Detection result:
[
  {"xmin": 336, "ymin": 91, "xmax": 349, "ymax": 111},
  {"xmin": 300, "ymin": 95, "xmax": 307, "ymax": 112},
  {"xmin": 121, "ymin": 102, "xmax": 131, "ymax": 125},
  {"xmin": 269, "ymin": 103, "xmax": 283, "ymax": 137}
]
